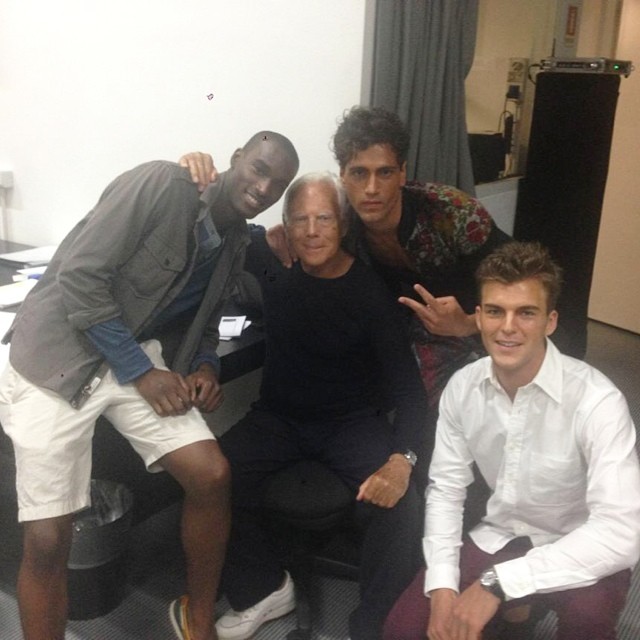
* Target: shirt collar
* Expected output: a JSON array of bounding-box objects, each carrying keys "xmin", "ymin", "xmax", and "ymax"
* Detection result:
[
  {"xmin": 198, "ymin": 213, "xmax": 222, "ymax": 251},
  {"xmin": 397, "ymin": 185, "xmax": 418, "ymax": 244},
  {"xmin": 484, "ymin": 338, "xmax": 563, "ymax": 403},
  {"xmin": 530, "ymin": 338, "xmax": 563, "ymax": 403}
]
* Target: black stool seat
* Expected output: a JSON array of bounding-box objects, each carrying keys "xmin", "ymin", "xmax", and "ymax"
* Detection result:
[{"xmin": 264, "ymin": 460, "xmax": 353, "ymax": 529}]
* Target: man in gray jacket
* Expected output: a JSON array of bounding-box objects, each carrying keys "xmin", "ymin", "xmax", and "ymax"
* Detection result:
[{"xmin": 0, "ymin": 131, "xmax": 299, "ymax": 640}]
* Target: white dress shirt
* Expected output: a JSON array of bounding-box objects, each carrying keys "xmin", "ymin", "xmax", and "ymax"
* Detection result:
[{"xmin": 424, "ymin": 339, "xmax": 640, "ymax": 599}]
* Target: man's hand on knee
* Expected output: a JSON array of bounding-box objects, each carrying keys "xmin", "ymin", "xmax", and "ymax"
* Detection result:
[
  {"xmin": 356, "ymin": 455, "xmax": 411, "ymax": 508},
  {"xmin": 134, "ymin": 367, "xmax": 192, "ymax": 417},
  {"xmin": 185, "ymin": 363, "xmax": 224, "ymax": 413},
  {"xmin": 447, "ymin": 580, "xmax": 500, "ymax": 639}
]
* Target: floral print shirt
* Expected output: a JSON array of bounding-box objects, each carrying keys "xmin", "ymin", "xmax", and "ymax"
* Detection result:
[{"xmin": 346, "ymin": 181, "xmax": 511, "ymax": 407}]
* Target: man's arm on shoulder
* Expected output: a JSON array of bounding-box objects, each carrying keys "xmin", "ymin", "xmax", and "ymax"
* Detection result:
[
  {"xmin": 179, "ymin": 152, "xmax": 218, "ymax": 192},
  {"xmin": 266, "ymin": 223, "xmax": 298, "ymax": 268}
]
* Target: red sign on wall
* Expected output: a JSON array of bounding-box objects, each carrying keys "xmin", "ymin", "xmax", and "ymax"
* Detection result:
[{"xmin": 566, "ymin": 5, "xmax": 579, "ymax": 37}]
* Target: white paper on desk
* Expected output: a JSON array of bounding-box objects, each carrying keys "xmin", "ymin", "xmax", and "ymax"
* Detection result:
[
  {"xmin": 17, "ymin": 265, "xmax": 47, "ymax": 277},
  {"xmin": 0, "ymin": 245, "xmax": 58, "ymax": 267},
  {"xmin": 218, "ymin": 316, "xmax": 251, "ymax": 340},
  {"xmin": 0, "ymin": 279, "xmax": 37, "ymax": 308},
  {"xmin": 0, "ymin": 311, "xmax": 16, "ymax": 370}
]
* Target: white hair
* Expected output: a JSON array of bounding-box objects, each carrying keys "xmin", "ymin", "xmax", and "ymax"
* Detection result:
[{"xmin": 282, "ymin": 171, "xmax": 349, "ymax": 225}]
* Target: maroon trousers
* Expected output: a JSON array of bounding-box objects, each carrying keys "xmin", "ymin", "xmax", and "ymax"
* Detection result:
[{"xmin": 383, "ymin": 536, "xmax": 631, "ymax": 640}]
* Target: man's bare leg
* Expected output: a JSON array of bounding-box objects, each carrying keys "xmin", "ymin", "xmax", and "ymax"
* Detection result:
[
  {"xmin": 18, "ymin": 515, "xmax": 74, "ymax": 640},
  {"xmin": 162, "ymin": 440, "xmax": 231, "ymax": 640}
]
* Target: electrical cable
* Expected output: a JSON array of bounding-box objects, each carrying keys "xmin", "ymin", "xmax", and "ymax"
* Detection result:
[{"xmin": 528, "ymin": 63, "xmax": 541, "ymax": 85}]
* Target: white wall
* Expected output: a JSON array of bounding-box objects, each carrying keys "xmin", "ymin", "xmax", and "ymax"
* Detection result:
[
  {"xmin": 588, "ymin": 0, "xmax": 640, "ymax": 333},
  {"xmin": 0, "ymin": 0, "xmax": 366, "ymax": 246}
]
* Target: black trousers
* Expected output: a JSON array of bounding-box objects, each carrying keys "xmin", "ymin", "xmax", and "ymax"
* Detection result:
[{"xmin": 218, "ymin": 406, "xmax": 423, "ymax": 640}]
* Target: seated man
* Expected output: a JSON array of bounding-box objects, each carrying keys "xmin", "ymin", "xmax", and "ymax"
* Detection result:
[
  {"xmin": 0, "ymin": 132, "xmax": 299, "ymax": 640},
  {"xmin": 383, "ymin": 241, "xmax": 640, "ymax": 640},
  {"xmin": 215, "ymin": 172, "xmax": 429, "ymax": 640}
]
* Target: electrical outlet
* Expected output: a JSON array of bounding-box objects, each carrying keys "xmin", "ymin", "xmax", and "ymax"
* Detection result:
[
  {"xmin": 507, "ymin": 85, "xmax": 521, "ymax": 100},
  {"xmin": 507, "ymin": 58, "xmax": 528, "ymax": 84}
]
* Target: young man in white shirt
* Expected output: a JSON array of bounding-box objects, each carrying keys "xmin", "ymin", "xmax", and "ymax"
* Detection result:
[{"xmin": 383, "ymin": 241, "xmax": 640, "ymax": 640}]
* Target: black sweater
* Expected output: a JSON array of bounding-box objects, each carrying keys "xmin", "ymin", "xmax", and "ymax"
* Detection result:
[{"xmin": 244, "ymin": 230, "xmax": 428, "ymax": 454}]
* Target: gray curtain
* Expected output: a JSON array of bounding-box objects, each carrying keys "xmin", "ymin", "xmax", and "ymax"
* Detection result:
[{"xmin": 370, "ymin": 0, "xmax": 478, "ymax": 194}]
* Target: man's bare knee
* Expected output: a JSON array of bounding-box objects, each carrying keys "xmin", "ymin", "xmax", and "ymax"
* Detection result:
[
  {"xmin": 164, "ymin": 440, "xmax": 231, "ymax": 499},
  {"xmin": 22, "ymin": 517, "xmax": 73, "ymax": 573},
  {"xmin": 191, "ymin": 452, "xmax": 231, "ymax": 501}
]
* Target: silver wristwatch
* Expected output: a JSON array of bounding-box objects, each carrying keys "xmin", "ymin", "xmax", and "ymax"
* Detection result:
[
  {"xmin": 402, "ymin": 449, "xmax": 417, "ymax": 467},
  {"xmin": 479, "ymin": 567, "xmax": 505, "ymax": 600}
]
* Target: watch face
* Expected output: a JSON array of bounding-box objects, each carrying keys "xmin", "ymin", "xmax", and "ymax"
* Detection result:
[
  {"xmin": 480, "ymin": 570, "xmax": 497, "ymax": 587},
  {"xmin": 480, "ymin": 568, "xmax": 504, "ymax": 599},
  {"xmin": 404, "ymin": 450, "xmax": 417, "ymax": 466}
]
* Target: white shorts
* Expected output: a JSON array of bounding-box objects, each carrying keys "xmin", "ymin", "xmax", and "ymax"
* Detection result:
[{"xmin": 0, "ymin": 340, "xmax": 215, "ymax": 522}]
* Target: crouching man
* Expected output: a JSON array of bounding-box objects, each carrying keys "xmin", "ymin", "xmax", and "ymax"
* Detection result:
[{"xmin": 383, "ymin": 241, "xmax": 640, "ymax": 640}]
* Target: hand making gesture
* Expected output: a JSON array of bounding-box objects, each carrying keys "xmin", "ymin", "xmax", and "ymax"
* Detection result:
[{"xmin": 399, "ymin": 284, "xmax": 478, "ymax": 338}]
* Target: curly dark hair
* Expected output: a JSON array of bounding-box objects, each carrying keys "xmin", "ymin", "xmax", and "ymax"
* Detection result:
[
  {"xmin": 475, "ymin": 241, "xmax": 563, "ymax": 312},
  {"xmin": 332, "ymin": 106, "xmax": 410, "ymax": 170}
]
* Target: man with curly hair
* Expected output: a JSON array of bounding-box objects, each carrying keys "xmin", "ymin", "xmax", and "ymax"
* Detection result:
[{"xmin": 332, "ymin": 106, "xmax": 509, "ymax": 417}]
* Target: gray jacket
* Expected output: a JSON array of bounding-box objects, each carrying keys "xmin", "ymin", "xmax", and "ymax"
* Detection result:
[{"xmin": 5, "ymin": 161, "xmax": 249, "ymax": 406}]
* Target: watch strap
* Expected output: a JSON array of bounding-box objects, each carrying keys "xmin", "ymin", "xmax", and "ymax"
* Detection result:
[{"xmin": 479, "ymin": 567, "xmax": 505, "ymax": 601}]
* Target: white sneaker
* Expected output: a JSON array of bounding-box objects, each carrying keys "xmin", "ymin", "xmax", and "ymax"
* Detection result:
[{"xmin": 216, "ymin": 571, "xmax": 296, "ymax": 640}]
